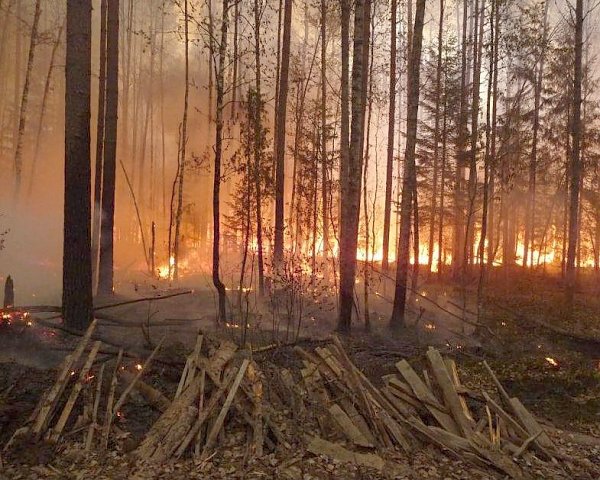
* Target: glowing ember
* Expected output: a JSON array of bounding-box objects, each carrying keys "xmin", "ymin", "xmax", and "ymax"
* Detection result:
[
  {"xmin": 425, "ymin": 323, "xmax": 436, "ymax": 331},
  {"xmin": 545, "ymin": 357, "xmax": 559, "ymax": 367},
  {"xmin": 135, "ymin": 363, "xmax": 143, "ymax": 371}
]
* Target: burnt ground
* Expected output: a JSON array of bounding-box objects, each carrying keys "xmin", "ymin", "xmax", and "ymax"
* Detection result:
[{"xmin": 0, "ymin": 275, "xmax": 599, "ymax": 479}]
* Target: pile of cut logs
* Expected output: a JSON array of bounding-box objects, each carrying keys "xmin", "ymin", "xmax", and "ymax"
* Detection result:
[
  {"xmin": 3, "ymin": 325, "xmax": 582, "ymax": 479},
  {"xmin": 295, "ymin": 339, "xmax": 571, "ymax": 478}
]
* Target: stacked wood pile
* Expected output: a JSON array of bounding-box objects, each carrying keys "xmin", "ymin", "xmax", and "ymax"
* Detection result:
[
  {"xmin": 294, "ymin": 340, "xmax": 578, "ymax": 479},
  {"xmin": 4, "ymin": 327, "xmax": 592, "ymax": 479},
  {"xmin": 3, "ymin": 320, "xmax": 163, "ymax": 451}
]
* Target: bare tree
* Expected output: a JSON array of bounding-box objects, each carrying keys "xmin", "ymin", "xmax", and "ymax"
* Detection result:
[
  {"xmin": 273, "ymin": 0, "xmax": 292, "ymax": 268},
  {"xmin": 566, "ymin": 0, "xmax": 584, "ymax": 308},
  {"xmin": 98, "ymin": 0, "xmax": 120, "ymax": 295},
  {"xmin": 63, "ymin": 0, "xmax": 93, "ymax": 330},
  {"xmin": 390, "ymin": 0, "xmax": 426, "ymax": 330},
  {"xmin": 338, "ymin": 0, "xmax": 371, "ymax": 333},
  {"xmin": 13, "ymin": 0, "xmax": 41, "ymax": 200},
  {"xmin": 382, "ymin": 0, "xmax": 397, "ymax": 272},
  {"xmin": 212, "ymin": 0, "xmax": 231, "ymax": 323}
]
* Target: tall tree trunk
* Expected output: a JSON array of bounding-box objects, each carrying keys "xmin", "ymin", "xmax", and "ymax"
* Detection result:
[
  {"xmin": 339, "ymin": 0, "xmax": 350, "ymax": 234},
  {"xmin": 320, "ymin": 0, "xmax": 329, "ymax": 260},
  {"xmin": 212, "ymin": 0, "xmax": 230, "ymax": 323},
  {"xmin": 273, "ymin": 0, "xmax": 292, "ymax": 268},
  {"xmin": 566, "ymin": 0, "xmax": 583, "ymax": 308},
  {"xmin": 523, "ymin": 0, "xmax": 549, "ymax": 268},
  {"xmin": 338, "ymin": 0, "xmax": 371, "ymax": 333},
  {"xmin": 98, "ymin": 0, "xmax": 119, "ymax": 295},
  {"xmin": 13, "ymin": 0, "xmax": 41, "ymax": 200},
  {"xmin": 253, "ymin": 0, "xmax": 265, "ymax": 297},
  {"xmin": 63, "ymin": 0, "xmax": 93, "ymax": 330},
  {"xmin": 382, "ymin": 0, "xmax": 397, "ymax": 272},
  {"xmin": 390, "ymin": 0, "xmax": 425, "ymax": 330},
  {"xmin": 28, "ymin": 18, "xmax": 64, "ymax": 196},
  {"xmin": 428, "ymin": 0, "xmax": 444, "ymax": 274},
  {"xmin": 173, "ymin": 0, "xmax": 189, "ymax": 281},
  {"xmin": 92, "ymin": 0, "xmax": 108, "ymax": 289},
  {"xmin": 453, "ymin": 0, "xmax": 469, "ymax": 276}
]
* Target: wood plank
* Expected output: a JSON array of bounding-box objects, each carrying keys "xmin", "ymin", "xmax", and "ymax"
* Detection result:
[
  {"xmin": 31, "ymin": 319, "xmax": 97, "ymax": 437},
  {"xmin": 201, "ymin": 359, "xmax": 250, "ymax": 458},
  {"xmin": 102, "ymin": 348, "xmax": 123, "ymax": 450},
  {"xmin": 426, "ymin": 348, "xmax": 474, "ymax": 437},
  {"xmin": 509, "ymin": 397, "xmax": 554, "ymax": 450},
  {"xmin": 49, "ymin": 341, "xmax": 102, "ymax": 441},
  {"xmin": 306, "ymin": 436, "xmax": 385, "ymax": 471},
  {"xmin": 328, "ymin": 403, "xmax": 374, "ymax": 448},
  {"xmin": 396, "ymin": 359, "xmax": 460, "ymax": 435},
  {"xmin": 445, "ymin": 358, "xmax": 474, "ymax": 421}
]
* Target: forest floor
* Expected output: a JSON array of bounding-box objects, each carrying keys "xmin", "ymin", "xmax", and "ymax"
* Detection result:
[{"xmin": 0, "ymin": 272, "xmax": 599, "ymax": 479}]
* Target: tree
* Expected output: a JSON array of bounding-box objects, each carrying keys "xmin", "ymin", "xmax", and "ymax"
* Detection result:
[
  {"xmin": 63, "ymin": 0, "xmax": 93, "ymax": 330},
  {"xmin": 338, "ymin": 0, "xmax": 372, "ymax": 332},
  {"xmin": 566, "ymin": 0, "xmax": 584, "ymax": 307},
  {"xmin": 273, "ymin": 0, "xmax": 292, "ymax": 268},
  {"xmin": 13, "ymin": 0, "xmax": 41, "ymax": 200},
  {"xmin": 390, "ymin": 0, "xmax": 426, "ymax": 330},
  {"xmin": 98, "ymin": 0, "xmax": 119, "ymax": 295},
  {"xmin": 382, "ymin": 0, "xmax": 397, "ymax": 272},
  {"xmin": 92, "ymin": 0, "xmax": 108, "ymax": 288},
  {"xmin": 212, "ymin": 0, "xmax": 230, "ymax": 323}
]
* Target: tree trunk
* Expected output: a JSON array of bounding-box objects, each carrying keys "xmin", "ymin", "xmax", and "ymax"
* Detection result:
[
  {"xmin": 63, "ymin": 0, "xmax": 93, "ymax": 330},
  {"xmin": 92, "ymin": 0, "xmax": 108, "ymax": 290},
  {"xmin": 382, "ymin": 0, "xmax": 397, "ymax": 272},
  {"xmin": 273, "ymin": 0, "xmax": 292, "ymax": 268},
  {"xmin": 28, "ymin": 18, "xmax": 64, "ymax": 197},
  {"xmin": 212, "ymin": 0, "xmax": 230, "ymax": 323},
  {"xmin": 320, "ymin": 0, "xmax": 329, "ymax": 261},
  {"xmin": 523, "ymin": 0, "xmax": 549, "ymax": 268},
  {"xmin": 98, "ymin": 0, "xmax": 119, "ymax": 296},
  {"xmin": 390, "ymin": 0, "xmax": 425, "ymax": 330},
  {"xmin": 174, "ymin": 0, "xmax": 189, "ymax": 281},
  {"xmin": 253, "ymin": 0, "xmax": 265, "ymax": 297},
  {"xmin": 13, "ymin": 0, "xmax": 41, "ymax": 200},
  {"xmin": 566, "ymin": 0, "xmax": 583, "ymax": 308},
  {"xmin": 338, "ymin": 0, "xmax": 371, "ymax": 333}
]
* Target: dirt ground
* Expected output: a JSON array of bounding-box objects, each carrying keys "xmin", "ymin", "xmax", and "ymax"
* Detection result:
[{"xmin": 0, "ymin": 274, "xmax": 599, "ymax": 479}]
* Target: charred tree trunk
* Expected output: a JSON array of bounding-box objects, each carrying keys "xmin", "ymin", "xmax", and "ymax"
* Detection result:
[
  {"xmin": 63, "ymin": 0, "xmax": 93, "ymax": 330},
  {"xmin": 173, "ymin": 0, "xmax": 189, "ymax": 281},
  {"xmin": 566, "ymin": 0, "xmax": 583, "ymax": 308},
  {"xmin": 13, "ymin": 0, "xmax": 41, "ymax": 200},
  {"xmin": 382, "ymin": 0, "xmax": 397, "ymax": 272},
  {"xmin": 390, "ymin": 0, "xmax": 425, "ymax": 330},
  {"xmin": 273, "ymin": 0, "xmax": 292, "ymax": 268},
  {"xmin": 338, "ymin": 0, "xmax": 371, "ymax": 333},
  {"xmin": 212, "ymin": 0, "xmax": 230, "ymax": 323},
  {"xmin": 92, "ymin": 0, "xmax": 108, "ymax": 289},
  {"xmin": 98, "ymin": 0, "xmax": 119, "ymax": 295}
]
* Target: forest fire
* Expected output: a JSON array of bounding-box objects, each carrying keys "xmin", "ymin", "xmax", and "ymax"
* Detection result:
[{"xmin": 0, "ymin": 309, "xmax": 32, "ymax": 327}]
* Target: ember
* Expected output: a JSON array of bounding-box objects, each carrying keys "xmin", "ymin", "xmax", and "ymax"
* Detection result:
[{"xmin": 545, "ymin": 357, "xmax": 559, "ymax": 367}]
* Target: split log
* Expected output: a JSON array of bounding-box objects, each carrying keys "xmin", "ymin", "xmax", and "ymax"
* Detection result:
[
  {"xmin": 426, "ymin": 347, "xmax": 474, "ymax": 437},
  {"xmin": 49, "ymin": 341, "xmax": 102, "ymax": 442},
  {"xmin": 31, "ymin": 320, "xmax": 97, "ymax": 438},
  {"xmin": 306, "ymin": 435, "xmax": 385, "ymax": 471},
  {"xmin": 396, "ymin": 359, "xmax": 460, "ymax": 435},
  {"xmin": 111, "ymin": 338, "xmax": 164, "ymax": 421},
  {"xmin": 118, "ymin": 369, "xmax": 170, "ymax": 412},
  {"xmin": 85, "ymin": 363, "xmax": 105, "ymax": 450},
  {"xmin": 102, "ymin": 349, "xmax": 123, "ymax": 450},
  {"xmin": 328, "ymin": 403, "xmax": 374, "ymax": 448},
  {"xmin": 201, "ymin": 359, "xmax": 250, "ymax": 459}
]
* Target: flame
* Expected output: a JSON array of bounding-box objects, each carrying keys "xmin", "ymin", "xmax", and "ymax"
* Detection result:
[
  {"xmin": 545, "ymin": 357, "xmax": 559, "ymax": 367},
  {"xmin": 135, "ymin": 363, "xmax": 143, "ymax": 371}
]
